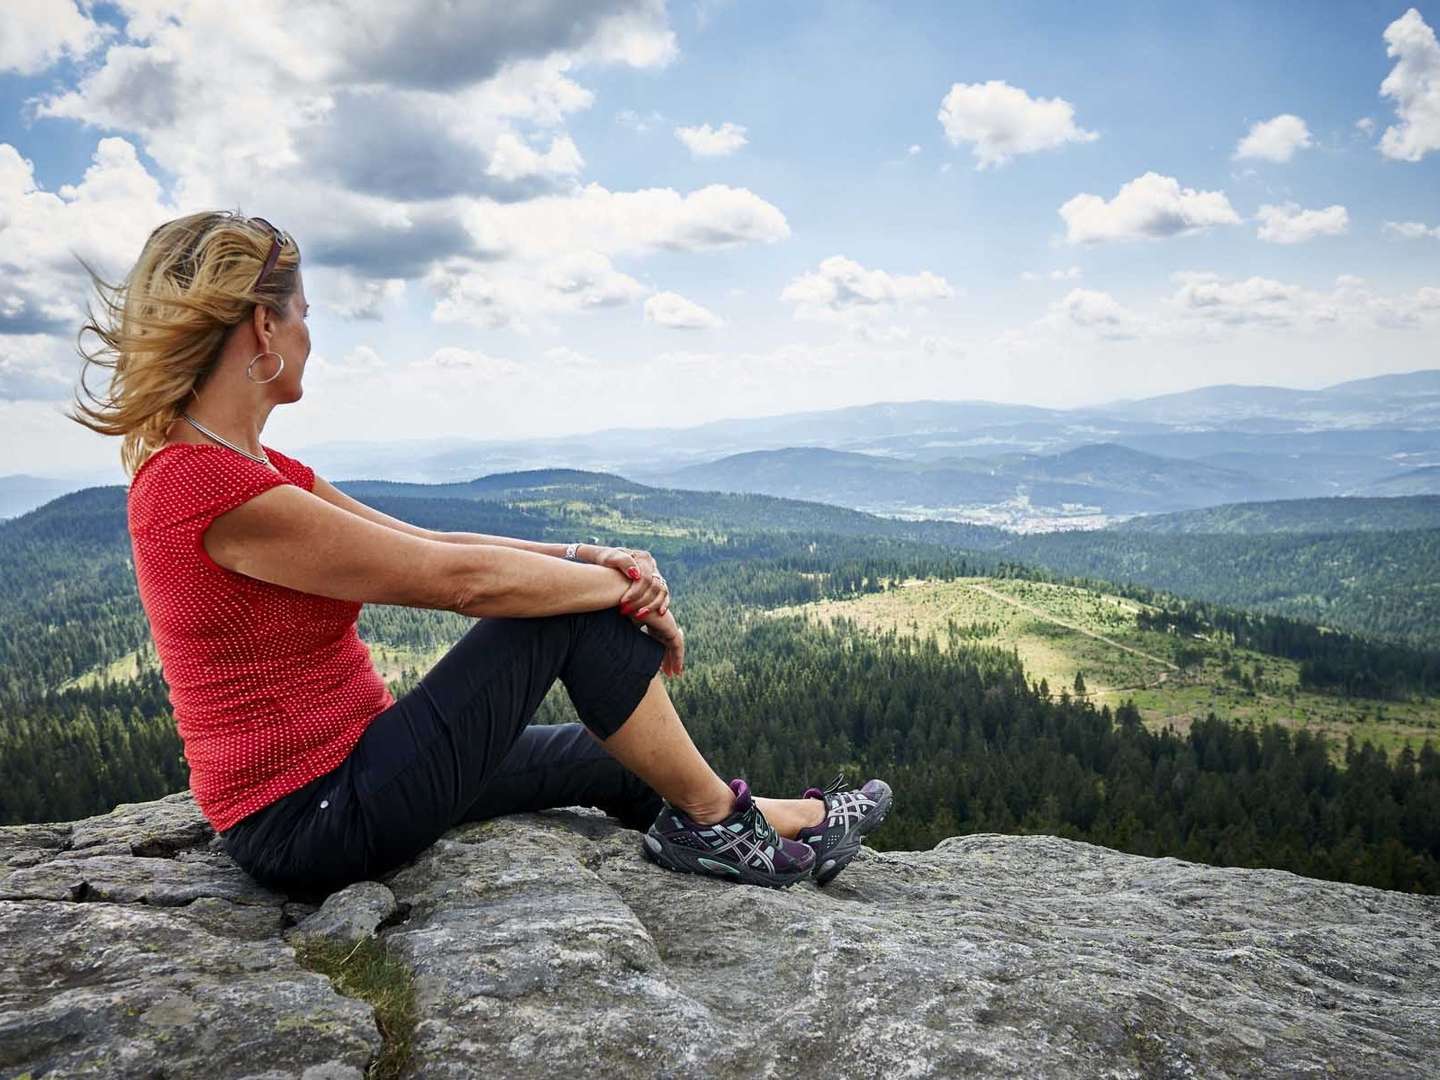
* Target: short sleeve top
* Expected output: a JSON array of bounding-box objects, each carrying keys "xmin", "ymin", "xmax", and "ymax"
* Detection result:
[{"xmin": 127, "ymin": 441, "xmax": 395, "ymax": 832}]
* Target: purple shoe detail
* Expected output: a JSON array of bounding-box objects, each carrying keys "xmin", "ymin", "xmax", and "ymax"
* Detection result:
[
  {"xmin": 796, "ymin": 773, "xmax": 893, "ymax": 885},
  {"xmin": 642, "ymin": 777, "xmax": 815, "ymax": 888}
]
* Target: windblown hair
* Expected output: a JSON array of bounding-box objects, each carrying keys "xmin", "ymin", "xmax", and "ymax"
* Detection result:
[{"xmin": 66, "ymin": 210, "xmax": 301, "ymax": 479}]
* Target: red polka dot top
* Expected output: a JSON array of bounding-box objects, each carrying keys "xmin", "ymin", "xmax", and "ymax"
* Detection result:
[{"xmin": 127, "ymin": 441, "xmax": 395, "ymax": 833}]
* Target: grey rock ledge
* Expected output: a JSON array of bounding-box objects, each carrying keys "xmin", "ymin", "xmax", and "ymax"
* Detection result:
[{"xmin": 1, "ymin": 791, "xmax": 1437, "ymax": 1078}]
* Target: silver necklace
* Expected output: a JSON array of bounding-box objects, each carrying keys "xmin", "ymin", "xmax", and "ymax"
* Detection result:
[{"xmin": 181, "ymin": 412, "xmax": 271, "ymax": 466}]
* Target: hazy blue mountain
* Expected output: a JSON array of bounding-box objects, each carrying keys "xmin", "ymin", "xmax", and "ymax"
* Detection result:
[
  {"xmin": 648, "ymin": 441, "xmax": 1285, "ymax": 518},
  {"xmin": 22, "ymin": 369, "xmax": 1438, "ymax": 531},
  {"xmin": 1085, "ymin": 368, "xmax": 1440, "ymax": 428}
]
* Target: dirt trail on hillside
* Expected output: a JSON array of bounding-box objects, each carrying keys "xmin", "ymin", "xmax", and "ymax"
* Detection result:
[{"xmin": 951, "ymin": 581, "xmax": 1180, "ymax": 672}]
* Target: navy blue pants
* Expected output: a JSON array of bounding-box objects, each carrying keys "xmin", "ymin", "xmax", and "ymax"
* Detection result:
[{"xmin": 220, "ymin": 606, "xmax": 667, "ymax": 896}]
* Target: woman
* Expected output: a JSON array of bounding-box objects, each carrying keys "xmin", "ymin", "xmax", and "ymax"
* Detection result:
[{"xmin": 70, "ymin": 210, "xmax": 892, "ymax": 896}]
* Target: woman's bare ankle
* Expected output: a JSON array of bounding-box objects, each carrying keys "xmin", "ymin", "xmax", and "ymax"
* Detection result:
[
  {"xmin": 674, "ymin": 784, "xmax": 735, "ymax": 825},
  {"xmin": 753, "ymin": 796, "xmax": 826, "ymax": 839}
]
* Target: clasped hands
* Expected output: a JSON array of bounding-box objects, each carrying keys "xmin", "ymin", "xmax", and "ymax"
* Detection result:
[{"xmin": 585, "ymin": 545, "xmax": 684, "ymax": 676}]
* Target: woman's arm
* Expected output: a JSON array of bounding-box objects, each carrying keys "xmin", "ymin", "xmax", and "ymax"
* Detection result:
[
  {"xmin": 432, "ymin": 531, "xmax": 602, "ymax": 562},
  {"xmin": 311, "ymin": 475, "xmax": 594, "ymax": 560}
]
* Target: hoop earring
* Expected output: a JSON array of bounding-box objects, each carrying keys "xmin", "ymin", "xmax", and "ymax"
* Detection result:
[{"xmin": 247, "ymin": 351, "xmax": 285, "ymax": 384}]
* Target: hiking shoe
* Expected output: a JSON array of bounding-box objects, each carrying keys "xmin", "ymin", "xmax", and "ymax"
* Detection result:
[
  {"xmin": 795, "ymin": 772, "xmax": 893, "ymax": 886},
  {"xmin": 642, "ymin": 778, "xmax": 816, "ymax": 888}
]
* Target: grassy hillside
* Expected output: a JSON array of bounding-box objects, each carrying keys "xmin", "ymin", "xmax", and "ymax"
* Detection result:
[{"xmin": 767, "ymin": 576, "xmax": 1440, "ymax": 761}]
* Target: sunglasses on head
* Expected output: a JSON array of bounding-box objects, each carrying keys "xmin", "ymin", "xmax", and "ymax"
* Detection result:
[{"xmin": 247, "ymin": 215, "xmax": 291, "ymax": 291}]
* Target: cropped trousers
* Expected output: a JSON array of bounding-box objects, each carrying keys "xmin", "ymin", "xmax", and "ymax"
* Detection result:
[{"xmin": 220, "ymin": 606, "xmax": 667, "ymax": 896}]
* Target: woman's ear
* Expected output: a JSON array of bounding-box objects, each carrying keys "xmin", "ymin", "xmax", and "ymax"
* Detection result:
[{"xmin": 250, "ymin": 301, "xmax": 274, "ymax": 352}]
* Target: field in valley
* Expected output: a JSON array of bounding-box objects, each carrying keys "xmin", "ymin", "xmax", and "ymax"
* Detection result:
[{"xmin": 764, "ymin": 576, "xmax": 1440, "ymax": 760}]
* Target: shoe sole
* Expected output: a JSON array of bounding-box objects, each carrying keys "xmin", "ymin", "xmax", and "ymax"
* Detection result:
[
  {"xmin": 813, "ymin": 782, "xmax": 894, "ymax": 887},
  {"xmin": 642, "ymin": 830, "xmax": 813, "ymax": 889}
]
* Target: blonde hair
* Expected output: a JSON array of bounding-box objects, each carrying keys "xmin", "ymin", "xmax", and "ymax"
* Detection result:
[{"xmin": 66, "ymin": 210, "xmax": 301, "ymax": 479}]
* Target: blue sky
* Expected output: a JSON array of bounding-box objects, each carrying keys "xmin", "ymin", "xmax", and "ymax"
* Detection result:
[{"xmin": 2, "ymin": 1, "xmax": 1438, "ymax": 478}]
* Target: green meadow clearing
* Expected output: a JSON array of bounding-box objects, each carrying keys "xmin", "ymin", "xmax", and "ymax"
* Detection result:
[{"xmin": 765, "ymin": 576, "xmax": 1440, "ymax": 761}]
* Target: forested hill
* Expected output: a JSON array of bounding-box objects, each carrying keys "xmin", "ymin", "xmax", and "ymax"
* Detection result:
[
  {"xmin": 1108, "ymin": 494, "xmax": 1440, "ymax": 535},
  {"xmin": 254, "ymin": 473, "xmax": 1440, "ymax": 652}
]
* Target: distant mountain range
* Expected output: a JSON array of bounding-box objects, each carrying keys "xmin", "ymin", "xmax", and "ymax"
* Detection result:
[{"xmin": 5, "ymin": 368, "xmax": 1438, "ymax": 527}]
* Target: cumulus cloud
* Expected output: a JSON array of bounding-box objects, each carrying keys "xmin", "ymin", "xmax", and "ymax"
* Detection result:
[
  {"xmin": 781, "ymin": 256, "xmax": 953, "ymax": 321},
  {"xmin": 0, "ymin": 0, "xmax": 107, "ymax": 75},
  {"xmin": 8, "ymin": 2, "xmax": 803, "ymax": 346},
  {"xmin": 1049, "ymin": 289, "xmax": 1140, "ymax": 340},
  {"xmin": 1058, "ymin": 172, "xmax": 1241, "ymax": 244},
  {"xmin": 675, "ymin": 121, "xmax": 748, "ymax": 157},
  {"xmin": 1021, "ymin": 266, "xmax": 1083, "ymax": 282},
  {"xmin": 0, "ymin": 335, "xmax": 75, "ymax": 401},
  {"xmin": 644, "ymin": 291, "xmax": 723, "ymax": 329},
  {"xmin": 1233, "ymin": 114, "xmax": 1313, "ymax": 162},
  {"xmin": 1169, "ymin": 273, "xmax": 1309, "ymax": 328},
  {"xmin": 464, "ymin": 182, "xmax": 789, "ymax": 259},
  {"xmin": 0, "ymin": 138, "xmax": 174, "ymax": 339},
  {"xmin": 1168, "ymin": 272, "xmax": 1440, "ymax": 333},
  {"xmin": 331, "ymin": 1, "xmax": 676, "ymax": 91},
  {"xmin": 1379, "ymin": 8, "xmax": 1440, "ymax": 161},
  {"xmin": 615, "ymin": 108, "xmax": 664, "ymax": 133},
  {"xmin": 427, "ymin": 250, "xmax": 647, "ymax": 330},
  {"xmin": 1003, "ymin": 272, "xmax": 1440, "ymax": 353},
  {"xmin": 319, "ymin": 274, "xmax": 407, "ymax": 320},
  {"xmin": 1385, "ymin": 219, "xmax": 1440, "ymax": 238},
  {"xmin": 937, "ymin": 80, "xmax": 1098, "ymax": 168},
  {"xmin": 1255, "ymin": 203, "xmax": 1349, "ymax": 244}
]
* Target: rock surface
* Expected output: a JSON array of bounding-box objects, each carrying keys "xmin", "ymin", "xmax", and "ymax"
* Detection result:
[{"xmin": 0, "ymin": 792, "xmax": 1436, "ymax": 1078}]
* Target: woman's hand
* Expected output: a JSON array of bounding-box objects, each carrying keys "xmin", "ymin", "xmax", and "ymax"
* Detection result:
[
  {"xmin": 634, "ymin": 608, "xmax": 685, "ymax": 676},
  {"xmin": 591, "ymin": 546, "xmax": 671, "ymax": 617}
]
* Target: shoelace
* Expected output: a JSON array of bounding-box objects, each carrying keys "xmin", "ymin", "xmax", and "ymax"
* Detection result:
[
  {"xmin": 821, "ymin": 771, "xmax": 851, "ymax": 797},
  {"xmin": 746, "ymin": 805, "xmax": 779, "ymax": 847}
]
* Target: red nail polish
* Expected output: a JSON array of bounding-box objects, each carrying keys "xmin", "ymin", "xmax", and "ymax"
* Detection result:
[
  {"xmin": 620, "ymin": 603, "xmax": 630, "ymax": 614},
  {"xmin": 628, "ymin": 568, "xmax": 641, "ymax": 580},
  {"xmin": 638, "ymin": 608, "xmax": 648, "ymax": 617}
]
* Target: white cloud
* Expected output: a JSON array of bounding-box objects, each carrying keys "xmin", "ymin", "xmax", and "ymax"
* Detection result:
[
  {"xmin": 1255, "ymin": 202, "xmax": 1349, "ymax": 244},
  {"xmin": 644, "ymin": 291, "xmax": 723, "ymax": 329},
  {"xmin": 675, "ymin": 121, "xmax": 748, "ymax": 157},
  {"xmin": 907, "ymin": 144, "xmax": 922, "ymax": 156},
  {"xmin": 465, "ymin": 182, "xmax": 789, "ymax": 259},
  {"xmin": 1169, "ymin": 272, "xmax": 1440, "ymax": 333},
  {"xmin": 1385, "ymin": 219, "xmax": 1440, "ymax": 239},
  {"xmin": 1379, "ymin": 8, "xmax": 1440, "ymax": 161},
  {"xmin": 3, "ymin": 1, "xmax": 807, "ymax": 367},
  {"xmin": 542, "ymin": 345, "xmax": 599, "ymax": 368},
  {"xmin": 1003, "ymin": 272, "xmax": 1440, "ymax": 354},
  {"xmin": 485, "ymin": 131, "xmax": 584, "ymax": 184},
  {"xmin": 1021, "ymin": 266, "xmax": 1083, "ymax": 282},
  {"xmin": 413, "ymin": 347, "xmax": 520, "ymax": 377},
  {"xmin": 781, "ymin": 256, "xmax": 954, "ymax": 321},
  {"xmin": 1233, "ymin": 114, "xmax": 1313, "ymax": 162},
  {"xmin": 937, "ymin": 80, "xmax": 1097, "ymax": 168},
  {"xmin": 1059, "ymin": 172, "xmax": 1241, "ymax": 244},
  {"xmin": 0, "ymin": 138, "xmax": 173, "ymax": 340},
  {"xmin": 24, "ymin": 0, "xmax": 698, "ymax": 292},
  {"xmin": 319, "ymin": 274, "xmax": 408, "ymax": 320},
  {"xmin": 615, "ymin": 108, "xmax": 664, "ymax": 133},
  {"xmin": 1355, "ymin": 116, "xmax": 1376, "ymax": 135},
  {"xmin": 428, "ymin": 250, "xmax": 648, "ymax": 330},
  {"xmin": 0, "ymin": 334, "xmax": 75, "ymax": 400},
  {"xmin": 1051, "ymin": 289, "xmax": 1140, "ymax": 340},
  {"xmin": 1169, "ymin": 273, "xmax": 1308, "ymax": 328},
  {"xmin": 0, "ymin": 0, "xmax": 107, "ymax": 75}
]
